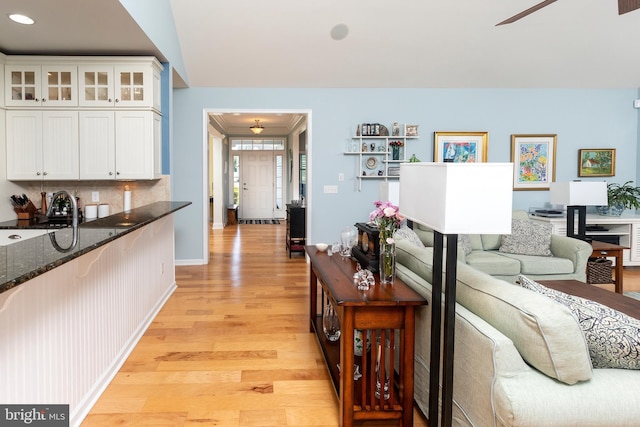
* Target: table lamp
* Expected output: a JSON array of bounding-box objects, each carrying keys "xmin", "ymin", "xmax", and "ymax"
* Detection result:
[
  {"xmin": 399, "ymin": 162, "xmax": 513, "ymax": 426},
  {"xmin": 550, "ymin": 181, "xmax": 607, "ymax": 241}
]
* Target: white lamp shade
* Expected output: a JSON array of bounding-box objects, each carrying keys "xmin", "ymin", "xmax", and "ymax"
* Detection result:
[
  {"xmin": 399, "ymin": 163, "xmax": 514, "ymax": 234},
  {"xmin": 550, "ymin": 181, "xmax": 608, "ymax": 206}
]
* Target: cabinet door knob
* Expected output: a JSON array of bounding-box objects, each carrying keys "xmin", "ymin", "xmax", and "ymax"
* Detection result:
[
  {"xmin": 43, "ymin": 172, "xmax": 48, "ymax": 176},
  {"xmin": 108, "ymin": 98, "xmax": 113, "ymax": 103},
  {"xmin": 42, "ymin": 98, "xmax": 46, "ymax": 102},
  {"xmin": 109, "ymin": 172, "xmax": 113, "ymax": 176},
  {"xmin": 115, "ymin": 99, "xmax": 120, "ymax": 103},
  {"xmin": 36, "ymin": 172, "xmax": 41, "ymax": 176},
  {"xmin": 116, "ymin": 172, "xmax": 120, "ymax": 175}
]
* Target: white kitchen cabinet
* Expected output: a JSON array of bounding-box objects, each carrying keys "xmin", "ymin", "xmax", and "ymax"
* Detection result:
[
  {"xmin": 6, "ymin": 110, "xmax": 79, "ymax": 180},
  {"xmin": 530, "ymin": 212, "xmax": 640, "ymax": 266},
  {"xmin": 78, "ymin": 61, "xmax": 161, "ymax": 110},
  {"xmin": 4, "ymin": 64, "xmax": 77, "ymax": 107},
  {"xmin": 79, "ymin": 110, "xmax": 161, "ymax": 180}
]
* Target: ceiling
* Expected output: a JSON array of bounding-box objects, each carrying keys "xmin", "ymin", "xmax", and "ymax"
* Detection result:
[{"xmin": 1, "ymin": 0, "xmax": 639, "ymax": 134}]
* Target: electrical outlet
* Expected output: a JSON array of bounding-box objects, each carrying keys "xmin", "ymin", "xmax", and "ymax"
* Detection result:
[
  {"xmin": 91, "ymin": 191, "xmax": 99, "ymax": 202},
  {"xmin": 338, "ymin": 173, "xmax": 344, "ymax": 181}
]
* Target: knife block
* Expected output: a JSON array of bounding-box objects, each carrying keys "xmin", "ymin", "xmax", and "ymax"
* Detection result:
[{"xmin": 14, "ymin": 201, "xmax": 38, "ymax": 219}]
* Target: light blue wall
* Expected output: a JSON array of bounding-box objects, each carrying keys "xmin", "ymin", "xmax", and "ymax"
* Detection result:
[{"xmin": 172, "ymin": 87, "xmax": 639, "ymax": 262}]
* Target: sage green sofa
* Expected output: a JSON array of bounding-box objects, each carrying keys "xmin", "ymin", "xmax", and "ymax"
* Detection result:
[
  {"xmin": 411, "ymin": 210, "xmax": 593, "ymax": 283},
  {"xmin": 394, "ymin": 241, "xmax": 640, "ymax": 426}
]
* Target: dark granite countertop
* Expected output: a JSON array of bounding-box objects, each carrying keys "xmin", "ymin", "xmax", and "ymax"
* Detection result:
[{"xmin": 0, "ymin": 201, "xmax": 191, "ymax": 294}]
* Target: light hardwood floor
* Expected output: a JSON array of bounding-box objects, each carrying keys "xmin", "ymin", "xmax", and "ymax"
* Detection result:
[
  {"xmin": 82, "ymin": 224, "xmax": 640, "ymax": 426},
  {"xmin": 82, "ymin": 223, "xmax": 428, "ymax": 426}
]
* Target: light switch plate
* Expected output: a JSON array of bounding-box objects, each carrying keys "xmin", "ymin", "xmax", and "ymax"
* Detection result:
[
  {"xmin": 634, "ymin": 99, "xmax": 640, "ymax": 109},
  {"xmin": 324, "ymin": 185, "xmax": 338, "ymax": 194}
]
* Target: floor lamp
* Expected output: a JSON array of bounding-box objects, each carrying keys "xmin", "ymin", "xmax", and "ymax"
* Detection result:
[
  {"xmin": 550, "ymin": 181, "xmax": 608, "ymax": 241},
  {"xmin": 399, "ymin": 162, "xmax": 513, "ymax": 426}
]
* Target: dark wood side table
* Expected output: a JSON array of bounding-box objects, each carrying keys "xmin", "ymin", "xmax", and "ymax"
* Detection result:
[
  {"xmin": 590, "ymin": 240, "xmax": 629, "ymax": 294},
  {"xmin": 307, "ymin": 246, "xmax": 427, "ymax": 427},
  {"xmin": 286, "ymin": 204, "xmax": 305, "ymax": 257}
]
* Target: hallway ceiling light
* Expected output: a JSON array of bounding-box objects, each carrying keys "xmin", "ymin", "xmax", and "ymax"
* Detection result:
[
  {"xmin": 250, "ymin": 119, "xmax": 264, "ymax": 135},
  {"xmin": 8, "ymin": 13, "xmax": 35, "ymax": 25}
]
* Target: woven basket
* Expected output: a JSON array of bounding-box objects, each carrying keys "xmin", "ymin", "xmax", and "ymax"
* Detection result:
[{"xmin": 587, "ymin": 257, "xmax": 613, "ymax": 284}]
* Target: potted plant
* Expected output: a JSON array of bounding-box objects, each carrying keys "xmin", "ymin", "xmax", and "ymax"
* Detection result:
[{"xmin": 596, "ymin": 181, "xmax": 640, "ymax": 216}]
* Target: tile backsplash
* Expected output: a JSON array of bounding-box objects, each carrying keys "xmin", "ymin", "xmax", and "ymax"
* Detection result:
[{"xmin": 19, "ymin": 176, "xmax": 170, "ymax": 215}]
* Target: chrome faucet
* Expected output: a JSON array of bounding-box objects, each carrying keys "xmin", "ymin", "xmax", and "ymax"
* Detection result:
[
  {"xmin": 46, "ymin": 190, "xmax": 79, "ymax": 252},
  {"xmin": 46, "ymin": 190, "xmax": 79, "ymax": 229}
]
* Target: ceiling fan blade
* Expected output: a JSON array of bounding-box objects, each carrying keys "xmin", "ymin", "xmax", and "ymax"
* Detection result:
[
  {"xmin": 619, "ymin": 0, "xmax": 640, "ymax": 14},
  {"xmin": 496, "ymin": 0, "xmax": 558, "ymax": 26}
]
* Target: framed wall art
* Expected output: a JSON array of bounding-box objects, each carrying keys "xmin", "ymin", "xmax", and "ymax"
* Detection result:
[
  {"xmin": 510, "ymin": 134, "xmax": 557, "ymax": 191},
  {"xmin": 433, "ymin": 131, "xmax": 488, "ymax": 163},
  {"xmin": 578, "ymin": 148, "xmax": 615, "ymax": 177}
]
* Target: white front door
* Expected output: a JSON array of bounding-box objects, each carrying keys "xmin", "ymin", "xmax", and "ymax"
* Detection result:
[{"xmin": 241, "ymin": 151, "xmax": 274, "ymax": 219}]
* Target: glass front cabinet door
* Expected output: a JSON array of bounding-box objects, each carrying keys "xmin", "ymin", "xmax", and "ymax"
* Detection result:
[
  {"xmin": 5, "ymin": 65, "xmax": 77, "ymax": 107},
  {"xmin": 78, "ymin": 64, "xmax": 157, "ymax": 108}
]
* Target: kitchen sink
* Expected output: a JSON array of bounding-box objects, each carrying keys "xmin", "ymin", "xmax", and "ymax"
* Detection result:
[{"xmin": 0, "ymin": 229, "xmax": 52, "ymax": 246}]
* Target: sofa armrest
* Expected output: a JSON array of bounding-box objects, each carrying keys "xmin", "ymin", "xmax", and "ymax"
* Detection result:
[{"xmin": 549, "ymin": 234, "xmax": 593, "ymax": 274}]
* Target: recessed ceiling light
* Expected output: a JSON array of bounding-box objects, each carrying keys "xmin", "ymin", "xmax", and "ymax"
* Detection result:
[
  {"xmin": 330, "ymin": 24, "xmax": 349, "ymax": 41},
  {"xmin": 8, "ymin": 14, "xmax": 35, "ymax": 25}
]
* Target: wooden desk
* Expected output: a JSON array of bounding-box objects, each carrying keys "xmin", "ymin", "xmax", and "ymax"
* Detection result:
[
  {"xmin": 590, "ymin": 240, "xmax": 629, "ymax": 294},
  {"xmin": 539, "ymin": 279, "xmax": 640, "ymax": 319},
  {"xmin": 307, "ymin": 246, "xmax": 427, "ymax": 427}
]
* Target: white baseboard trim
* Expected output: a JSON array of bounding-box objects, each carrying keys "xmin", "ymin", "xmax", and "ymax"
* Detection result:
[
  {"xmin": 175, "ymin": 258, "xmax": 207, "ymax": 266},
  {"xmin": 70, "ymin": 283, "xmax": 177, "ymax": 427}
]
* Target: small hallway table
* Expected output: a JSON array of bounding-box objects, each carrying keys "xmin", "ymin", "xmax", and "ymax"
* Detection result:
[
  {"xmin": 590, "ymin": 240, "xmax": 629, "ymax": 294},
  {"xmin": 307, "ymin": 246, "xmax": 427, "ymax": 427}
]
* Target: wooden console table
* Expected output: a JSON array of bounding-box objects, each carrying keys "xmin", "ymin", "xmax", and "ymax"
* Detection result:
[
  {"xmin": 590, "ymin": 240, "xmax": 628, "ymax": 294},
  {"xmin": 307, "ymin": 246, "xmax": 427, "ymax": 427}
]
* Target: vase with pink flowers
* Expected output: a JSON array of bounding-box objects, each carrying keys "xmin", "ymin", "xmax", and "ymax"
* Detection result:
[{"xmin": 369, "ymin": 201, "xmax": 403, "ymax": 284}]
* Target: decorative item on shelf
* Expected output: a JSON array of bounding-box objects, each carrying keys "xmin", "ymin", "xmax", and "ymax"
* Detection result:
[
  {"xmin": 323, "ymin": 301, "xmax": 341, "ymax": 342},
  {"xmin": 362, "ymin": 143, "xmax": 367, "ymax": 152},
  {"xmin": 354, "ymin": 329, "xmax": 371, "ymax": 356},
  {"xmin": 405, "ymin": 124, "xmax": 419, "ymax": 137},
  {"xmin": 595, "ymin": 181, "xmax": 640, "ymax": 216},
  {"xmin": 369, "ymin": 200, "xmax": 403, "ymax": 285},
  {"xmin": 389, "ymin": 140, "xmax": 404, "ymax": 161},
  {"xmin": 409, "ymin": 154, "xmax": 421, "ymax": 163},
  {"xmin": 356, "ymin": 124, "xmax": 361, "ymax": 136},
  {"xmin": 353, "ymin": 263, "xmax": 375, "ymax": 290},
  {"xmin": 392, "ymin": 122, "xmax": 400, "ymax": 136},
  {"xmin": 375, "ymin": 331, "xmax": 394, "ymax": 400},
  {"xmin": 362, "ymin": 123, "xmax": 380, "ymax": 136},
  {"xmin": 340, "ymin": 226, "xmax": 358, "ymax": 257}
]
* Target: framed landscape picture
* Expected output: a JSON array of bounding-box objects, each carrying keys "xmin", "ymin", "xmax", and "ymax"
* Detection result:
[
  {"xmin": 578, "ymin": 148, "xmax": 615, "ymax": 177},
  {"xmin": 433, "ymin": 131, "xmax": 488, "ymax": 163},
  {"xmin": 511, "ymin": 134, "xmax": 557, "ymax": 191}
]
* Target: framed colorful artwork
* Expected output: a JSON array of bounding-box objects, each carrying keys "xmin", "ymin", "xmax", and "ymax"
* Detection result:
[
  {"xmin": 578, "ymin": 148, "xmax": 615, "ymax": 177},
  {"xmin": 510, "ymin": 134, "xmax": 557, "ymax": 191},
  {"xmin": 433, "ymin": 131, "xmax": 488, "ymax": 163}
]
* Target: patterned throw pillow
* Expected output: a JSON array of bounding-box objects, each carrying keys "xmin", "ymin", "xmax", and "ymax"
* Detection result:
[
  {"xmin": 393, "ymin": 226, "xmax": 425, "ymax": 248},
  {"xmin": 458, "ymin": 234, "xmax": 473, "ymax": 255},
  {"xmin": 500, "ymin": 219, "xmax": 553, "ymax": 256},
  {"xmin": 519, "ymin": 275, "xmax": 640, "ymax": 370}
]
